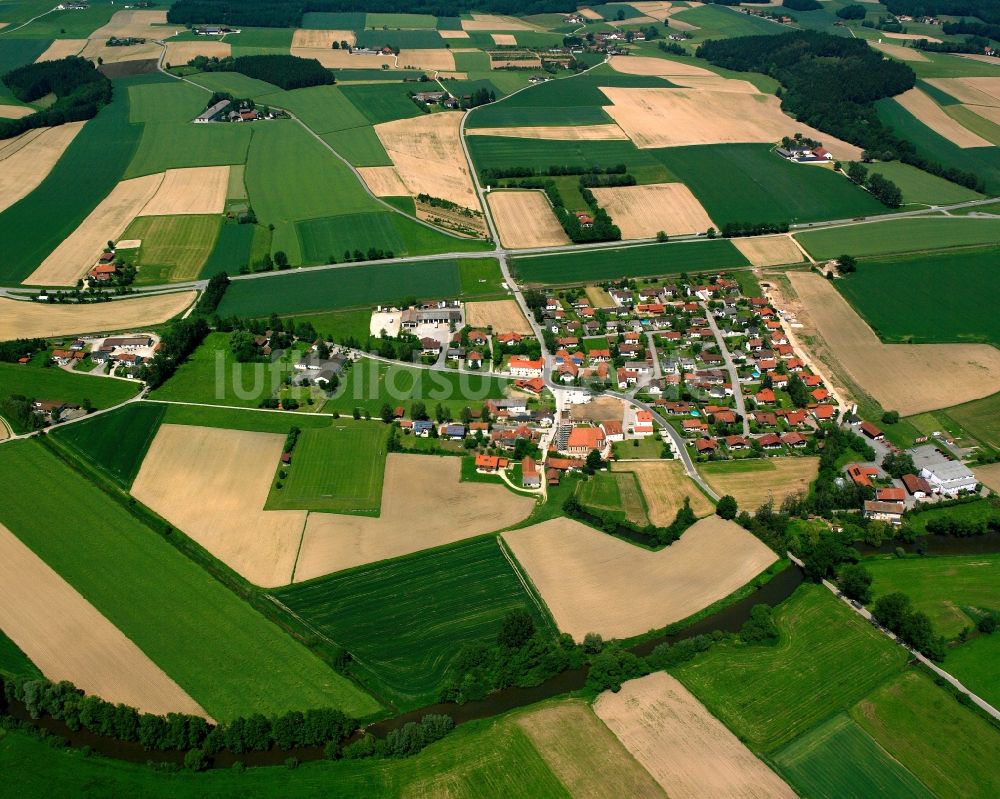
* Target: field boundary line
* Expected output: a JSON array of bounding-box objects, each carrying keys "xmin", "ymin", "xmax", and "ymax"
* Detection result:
[
  {"xmin": 288, "ymin": 512, "xmax": 309, "ymax": 584},
  {"xmin": 497, "ymin": 535, "xmax": 559, "ymax": 637}
]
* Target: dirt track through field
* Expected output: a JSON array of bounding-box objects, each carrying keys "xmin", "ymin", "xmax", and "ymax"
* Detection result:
[
  {"xmin": 292, "ymin": 29, "xmax": 356, "ymax": 48},
  {"xmin": 488, "ymin": 190, "xmax": 570, "ymax": 248},
  {"xmin": 601, "ymin": 87, "xmax": 863, "ymax": 158},
  {"xmin": 502, "ymin": 516, "xmax": 778, "ymax": 640},
  {"xmin": 595, "ymin": 672, "xmax": 796, "ymax": 799},
  {"xmin": 375, "ymin": 113, "xmax": 482, "ymax": 212},
  {"xmin": 0, "ymin": 292, "xmax": 195, "ymax": 340},
  {"xmin": 24, "ymin": 173, "xmax": 164, "ymax": 286},
  {"xmin": 132, "ymin": 425, "xmax": 307, "ymax": 587},
  {"xmin": 137, "ymin": 166, "xmax": 229, "ymax": 216},
  {"xmin": 358, "ymin": 165, "xmax": 410, "ymax": 197},
  {"xmin": 294, "ymin": 454, "xmax": 533, "ymax": 580},
  {"xmin": 0, "ymin": 122, "xmax": 85, "ymax": 214},
  {"xmin": 732, "ymin": 235, "xmax": 803, "ymax": 266},
  {"xmin": 35, "ymin": 39, "xmax": 86, "ymax": 61},
  {"xmin": 465, "ymin": 299, "xmax": 533, "ymax": 333},
  {"xmin": 787, "ymin": 272, "xmax": 1000, "ymax": 415},
  {"xmin": 467, "ymin": 124, "xmax": 629, "ymax": 140},
  {"xmin": 516, "ymin": 701, "xmax": 666, "ymax": 798},
  {"xmin": 163, "ymin": 40, "xmax": 231, "ymax": 65},
  {"xmin": 0, "ymin": 523, "xmax": 208, "ymax": 717},
  {"xmin": 621, "ymin": 461, "xmax": 714, "ymax": 526},
  {"xmin": 895, "ymin": 88, "xmax": 992, "ymax": 148},
  {"xmin": 702, "ymin": 457, "xmax": 819, "ymax": 512},
  {"xmin": 591, "ymin": 183, "xmax": 714, "ymax": 238}
]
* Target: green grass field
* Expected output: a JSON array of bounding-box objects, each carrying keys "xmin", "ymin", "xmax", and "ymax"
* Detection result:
[
  {"xmin": 265, "ymin": 85, "xmax": 370, "ymax": 134},
  {"xmin": 673, "ymin": 584, "xmax": 908, "ymax": 752},
  {"xmin": 51, "ymin": 402, "xmax": 165, "ymax": 488},
  {"xmin": 774, "ymin": 713, "xmax": 934, "ymax": 799},
  {"xmin": 274, "ymin": 537, "xmax": 551, "ymax": 708},
  {"xmin": 835, "ymin": 247, "xmax": 1000, "ymax": 347},
  {"xmin": 217, "ymin": 258, "xmax": 499, "ymax": 317},
  {"xmin": 576, "ymin": 471, "xmax": 648, "ymax": 525},
  {"xmin": 201, "ymin": 221, "xmax": 255, "ymax": 276},
  {"xmin": 301, "ymin": 11, "xmax": 367, "ymax": 29},
  {"xmin": 0, "ymin": 362, "xmax": 139, "ymax": 433},
  {"xmin": 325, "ymin": 357, "xmax": 510, "ymax": 418},
  {"xmin": 188, "ymin": 71, "xmax": 283, "ymax": 99},
  {"xmin": 321, "ymin": 126, "xmax": 393, "ymax": 166},
  {"xmin": 124, "ymin": 214, "xmax": 222, "ymax": 284},
  {"xmin": 944, "ymin": 633, "xmax": 1000, "ymax": 710},
  {"xmin": 127, "ymin": 80, "xmax": 207, "ymax": 125},
  {"xmin": 0, "ymin": 440, "xmax": 381, "ymax": 720},
  {"xmin": 355, "ymin": 29, "xmax": 445, "ymax": 49},
  {"xmin": 842, "ymin": 160, "xmax": 982, "ymax": 206},
  {"xmin": 156, "ymin": 402, "xmax": 331, "ymax": 433},
  {"xmin": 865, "ymin": 553, "xmax": 1000, "ymax": 639},
  {"xmin": 654, "ymin": 144, "xmax": 886, "ymax": 226},
  {"xmin": 513, "ymin": 240, "xmax": 749, "ymax": 285},
  {"xmin": 901, "ymin": 499, "xmax": 999, "ymax": 536},
  {"xmin": 266, "ymin": 422, "xmax": 389, "ymax": 514},
  {"xmin": 125, "ymin": 118, "xmax": 252, "ymax": 178},
  {"xmin": 2, "ymin": 0, "xmax": 116, "ymax": 38},
  {"xmin": 366, "ymin": 11, "xmax": 438, "ymax": 28},
  {"xmin": 944, "ymin": 392, "xmax": 1000, "ymax": 450},
  {"xmin": 851, "ymin": 670, "xmax": 1000, "ymax": 799},
  {"xmin": 340, "ymin": 83, "xmax": 422, "ymax": 125},
  {"xmin": 0, "ymin": 630, "xmax": 41, "ymax": 680},
  {"xmin": 0, "ymin": 709, "xmax": 567, "ymax": 798},
  {"xmin": 795, "ymin": 217, "xmax": 1000, "ymax": 260},
  {"xmin": 673, "ymin": 3, "xmax": 789, "ymax": 38}
]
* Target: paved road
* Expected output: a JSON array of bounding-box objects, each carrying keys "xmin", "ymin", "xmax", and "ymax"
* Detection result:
[
  {"xmin": 645, "ymin": 332, "xmax": 663, "ymax": 380},
  {"xmin": 701, "ymin": 301, "xmax": 750, "ymax": 436}
]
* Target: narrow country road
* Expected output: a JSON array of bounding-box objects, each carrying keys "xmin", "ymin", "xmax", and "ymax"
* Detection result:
[{"xmin": 701, "ymin": 300, "xmax": 750, "ymax": 436}]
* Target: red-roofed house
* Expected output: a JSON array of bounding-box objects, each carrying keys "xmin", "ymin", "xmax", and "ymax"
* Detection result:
[
  {"xmin": 876, "ymin": 487, "xmax": 905, "ymax": 502},
  {"xmin": 566, "ymin": 426, "xmax": 606, "ymax": 455},
  {"xmin": 508, "ymin": 357, "xmax": 543, "ymax": 378}
]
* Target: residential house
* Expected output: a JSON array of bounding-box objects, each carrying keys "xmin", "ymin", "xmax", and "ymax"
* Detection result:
[
  {"xmin": 864, "ymin": 500, "xmax": 904, "ymax": 524},
  {"xmin": 565, "ymin": 426, "xmax": 606, "ymax": 455},
  {"xmin": 600, "ymin": 420, "xmax": 624, "ymax": 442},
  {"xmin": 508, "ymin": 357, "xmax": 543, "ymax": 378},
  {"xmin": 860, "ymin": 421, "xmax": 884, "ymax": 440},
  {"xmin": 475, "ymin": 454, "xmax": 509, "ymax": 473},
  {"xmin": 522, "ymin": 456, "xmax": 541, "ymax": 488},
  {"xmin": 902, "ymin": 474, "xmax": 931, "ymax": 499}
]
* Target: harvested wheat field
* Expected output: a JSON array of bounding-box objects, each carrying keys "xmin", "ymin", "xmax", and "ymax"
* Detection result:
[
  {"xmin": 884, "ymin": 31, "xmax": 941, "ymax": 42},
  {"xmin": 293, "ymin": 49, "xmax": 392, "ymax": 68},
  {"xmin": 515, "ymin": 701, "xmax": 666, "ymax": 799},
  {"xmin": 629, "ymin": 2, "xmax": 676, "ymax": 22},
  {"xmin": 163, "ymin": 40, "xmax": 231, "ymax": 65},
  {"xmin": 895, "ymin": 88, "xmax": 992, "ymax": 148},
  {"xmin": 579, "ymin": 8, "xmax": 605, "ymax": 20},
  {"xmin": 461, "ymin": 13, "xmax": 532, "ymax": 30},
  {"xmin": 397, "ymin": 49, "xmax": 455, "ymax": 71},
  {"xmin": 667, "ymin": 75, "xmax": 760, "ymax": 93},
  {"xmin": 375, "ymin": 113, "xmax": 481, "ymax": 211},
  {"xmin": 80, "ymin": 38, "xmax": 162, "ymax": 64},
  {"xmin": 0, "ymin": 122, "xmax": 85, "ymax": 214},
  {"xmin": 488, "ymin": 190, "xmax": 569, "ymax": 248},
  {"xmin": 0, "ymin": 523, "xmax": 207, "ymax": 717},
  {"xmin": 491, "ymin": 33, "xmax": 518, "ymax": 45},
  {"xmin": 24, "ymin": 173, "xmax": 163, "ymax": 286},
  {"xmin": 591, "ymin": 183, "xmax": 714, "ymax": 238},
  {"xmin": 595, "ymin": 672, "xmax": 796, "ymax": 799},
  {"xmin": 732, "ymin": 235, "xmax": 803, "ymax": 267},
  {"xmin": 788, "ymin": 272, "xmax": 1000, "ymax": 414},
  {"xmin": 465, "ymin": 299, "xmax": 532, "ymax": 333},
  {"xmin": 469, "ymin": 123, "xmax": 628, "ymax": 140},
  {"xmin": 502, "ymin": 516, "xmax": 778, "ymax": 640},
  {"xmin": 292, "ymin": 28, "xmax": 355, "ymax": 48},
  {"xmin": 965, "ymin": 103, "xmax": 1000, "ymax": 126},
  {"xmin": 438, "ymin": 30, "xmax": 470, "ymax": 39},
  {"xmin": 870, "ymin": 41, "xmax": 928, "ymax": 62},
  {"xmin": 925, "ymin": 77, "xmax": 1000, "ymax": 107},
  {"xmin": 0, "ymin": 292, "xmax": 194, "ymax": 340},
  {"xmin": 132, "ymin": 425, "xmax": 308, "ymax": 587},
  {"xmin": 293, "ymin": 454, "xmax": 533, "ymax": 580},
  {"xmin": 601, "ymin": 87, "xmax": 863, "ymax": 158},
  {"xmin": 358, "ymin": 165, "xmax": 410, "ymax": 197},
  {"xmin": 607, "ymin": 54, "xmax": 715, "ymax": 77},
  {"xmin": 974, "ymin": 462, "xmax": 1000, "ymax": 494},
  {"xmin": 622, "ymin": 461, "xmax": 714, "ymax": 526},
  {"xmin": 702, "ymin": 457, "xmax": 819, "ymax": 512},
  {"xmin": 0, "ymin": 104, "xmax": 33, "ymax": 118},
  {"xmin": 90, "ymin": 9, "xmax": 171, "ymax": 39},
  {"xmin": 0, "ymin": 418, "xmax": 10, "ymax": 441},
  {"xmin": 35, "ymin": 39, "xmax": 86, "ymax": 61},
  {"xmin": 572, "ymin": 396, "xmax": 625, "ymax": 424},
  {"xmin": 138, "ymin": 166, "xmax": 229, "ymax": 216}
]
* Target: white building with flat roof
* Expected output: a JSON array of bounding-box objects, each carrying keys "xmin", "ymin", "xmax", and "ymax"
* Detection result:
[{"xmin": 920, "ymin": 460, "xmax": 977, "ymax": 496}]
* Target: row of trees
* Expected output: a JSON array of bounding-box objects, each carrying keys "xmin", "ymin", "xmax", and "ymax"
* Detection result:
[
  {"xmin": 721, "ymin": 221, "xmax": 790, "ymax": 238},
  {"xmin": 481, "ymin": 163, "xmax": 628, "ymax": 182},
  {"xmin": 140, "ymin": 318, "xmax": 209, "ymax": 389},
  {"xmin": 846, "ymin": 161, "xmax": 903, "ymax": 207}
]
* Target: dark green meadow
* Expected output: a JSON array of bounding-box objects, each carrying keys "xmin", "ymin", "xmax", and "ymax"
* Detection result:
[
  {"xmin": 512, "ymin": 240, "xmax": 749, "ymax": 285},
  {"xmin": 339, "ymin": 83, "xmax": 422, "ymax": 125},
  {"xmin": 274, "ymin": 537, "xmax": 552, "ymax": 708},
  {"xmin": 52, "ymin": 402, "xmax": 166, "ymax": 487},
  {"xmin": 202, "ymin": 222, "xmax": 256, "ymax": 277},
  {"xmin": 0, "ymin": 630, "xmax": 41, "ymax": 680},
  {"xmin": 653, "ymin": 144, "xmax": 886, "ymax": 226},
  {"xmin": 835, "ymin": 247, "xmax": 1000, "ymax": 347}
]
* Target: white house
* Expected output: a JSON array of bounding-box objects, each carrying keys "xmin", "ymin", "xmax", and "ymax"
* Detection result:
[
  {"xmin": 920, "ymin": 460, "xmax": 977, "ymax": 496},
  {"xmin": 508, "ymin": 357, "xmax": 543, "ymax": 378}
]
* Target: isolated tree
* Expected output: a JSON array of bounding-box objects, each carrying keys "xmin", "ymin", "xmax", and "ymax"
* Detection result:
[
  {"xmin": 585, "ymin": 448, "xmax": 603, "ymax": 474},
  {"xmin": 498, "ymin": 609, "xmax": 535, "ymax": 649},
  {"xmin": 839, "ymin": 563, "xmax": 873, "ymax": 603},
  {"xmin": 583, "ymin": 632, "xmax": 604, "ymax": 654},
  {"xmin": 881, "ymin": 410, "xmax": 900, "ymax": 425},
  {"xmin": 411, "ymin": 400, "xmax": 427, "ymax": 421},
  {"xmin": 352, "ymin": 407, "xmax": 361, "ymax": 420},
  {"xmin": 274, "ymin": 250, "xmax": 289, "ymax": 269},
  {"xmin": 380, "ymin": 403, "xmax": 393, "ymax": 424},
  {"xmin": 836, "ymin": 254, "xmax": 857, "ymax": 274},
  {"xmin": 716, "ymin": 494, "xmax": 738, "ymax": 520},
  {"xmin": 846, "ymin": 161, "xmax": 868, "ymax": 184}
]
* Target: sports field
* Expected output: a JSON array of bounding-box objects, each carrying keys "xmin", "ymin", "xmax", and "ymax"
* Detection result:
[
  {"xmin": 673, "ymin": 584, "xmax": 908, "ymax": 752},
  {"xmin": 274, "ymin": 537, "xmax": 550, "ymax": 708},
  {"xmin": 866, "ymin": 554, "xmax": 1000, "ymax": 639},
  {"xmin": 52, "ymin": 402, "xmax": 165, "ymax": 487},
  {"xmin": 851, "ymin": 670, "xmax": 1000, "ymax": 799},
  {"xmin": 699, "ymin": 458, "xmax": 820, "ymax": 514},
  {"xmin": 576, "ymin": 471, "xmax": 649, "ymax": 526},
  {"xmin": 266, "ymin": 423, "xmax": 389, "ymax": 514},
  {"xmin": 773, "ymin": 713, "xmax": 934, "ymax": 799},
  {"xmin": 836, "ymin": 247, "xmax": 1000, "ymax": 347},
  {"xmin": 654, "ymin": 144, "xmax": 884, "ymax": 226},
  {"xmin": 124, "ymin": 214, "xmax": 222, "ymax": 283},
  {"xmin": 513, "ymin": 240, "xmax": 749, "ymax": 285},
  {"xmin": 0, "ymin": 440, "xmax": 381, "ymax": 720}
]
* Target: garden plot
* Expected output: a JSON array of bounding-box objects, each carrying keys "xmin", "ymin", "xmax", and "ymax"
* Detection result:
[
  {"xmin": 35, "ymin": 39, "xmax": 86, "ymax": 61},
  {"xmin": 601, "ymin": 87, "xmax": 863, "ymax": 159},
  {"xmin": 0, "ymin": 122, "xmax": 85, "ymax": 214},
  {"xmin": 163, "ymin": 40, "xmax": 231, "ymax": 65},
  {"xmin": 487, "ymin": 190, "xmax": 570, "ymax": 248},
  {"xmin": 467, "ymin": 124, "xmax": 629, "ymax": 140},
  {"xmin": 291, "ymin": 28, "xmax": 356, "ymax": 48},
  {"xmin": 375, "ymin": 113, "xmax": 482, "ymax": 211},
  {"xmin": 465, "ymin": 299, "xmax": 533, "ymax": 333},
  {"xmin": 502, "ymin": 516, "xmax": 778, "ymax": 640},
  {"xmin": 358, "ymin": 165, "xmax": 410, "ymax": 197},
  {"xmin": 131, "ymin": 424, "xmax": 308, "ymax": 588},
  {"xmin": 788, "ymin": 272, "xmax": 1000, "ymax": 415},
  {"xmin": 23, "ymin": 173, "xmax": 163, "ymax": 286},
  {"xmin": 293, "ymin": 453, "xmax": 533, "ymax": 580},
  {"xmin": 622, "ymin": 461, "xmax": 714, "ymax": 526},
  {"xmin": 137, "ymin": 166, "xmax": 229, "ymax": 216},
  {"xmin": 732, "ymin": 234, "xmax": 803, "ymax": 266},
  {"xmin": 591, "ymin": 183, "xmax": 714, "ymax": 238},
  {"xmin": 0, "ymin": 292, "xmax": 194, "ymax": 340},
  {"xmin": 595, "ymin": 672, "xmax": 796, "ymax": 799},
  {"xmin": 894, "ymin": 88, "xmax": 992, "ymax": 148},
  {"xmin": 0, "ymin": 523, "xmax": 207, "ymax": 717}
]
